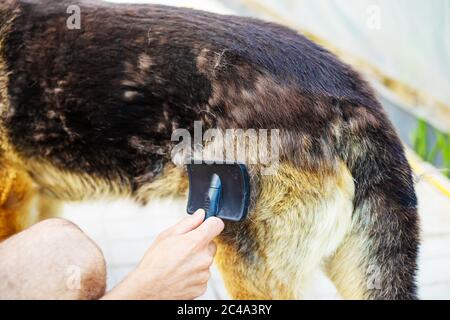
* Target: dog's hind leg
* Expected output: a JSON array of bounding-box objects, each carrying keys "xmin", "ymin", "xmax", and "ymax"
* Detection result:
[
  {"xmin": 215, "ymin": 162, "xmax": 355, "ymax": 299},
  {"xmin": 324, "ymin": 230, "xmax": 372, "ymax": 299}
]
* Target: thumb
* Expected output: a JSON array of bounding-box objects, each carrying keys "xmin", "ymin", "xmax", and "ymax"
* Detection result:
[
  {"xmin": 166, "ymin": 209, "xmax": 205, "ymax": 236},
  {"xmin": 189, "ymin": 217, "xmax": 225, "ymax": 244}
]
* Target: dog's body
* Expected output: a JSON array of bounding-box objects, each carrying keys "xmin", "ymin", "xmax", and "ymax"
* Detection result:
[{"xmin": 0, "ymin": 0, "xmax": 419, "ymax": 299}]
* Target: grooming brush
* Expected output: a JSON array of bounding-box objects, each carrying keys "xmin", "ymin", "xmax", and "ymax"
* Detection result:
[{"xmin": 186, "ymin": 162, "xmax": 250, "ymax": 221}]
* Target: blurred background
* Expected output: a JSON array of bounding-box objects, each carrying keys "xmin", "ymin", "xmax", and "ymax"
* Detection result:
[{"xmin": 64, "ymin": 0, "xmax": 450, "ymax": 299}]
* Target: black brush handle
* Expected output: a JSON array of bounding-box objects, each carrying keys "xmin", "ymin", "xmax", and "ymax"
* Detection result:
[{"xmin": 204, "ymin": 174, "xmax": 222, "ymax": 220}]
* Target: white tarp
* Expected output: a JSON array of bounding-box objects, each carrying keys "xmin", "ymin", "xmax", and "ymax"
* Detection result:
[{"xmin": 233, "ymin": 0, "xmax": 450, "ymax": 107}]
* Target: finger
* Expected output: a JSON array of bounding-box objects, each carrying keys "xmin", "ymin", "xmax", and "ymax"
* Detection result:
[
  {"xmin": 192, "ymin": 270, "xmax": 211, "ymax": 284},
  {"xmin": 189, "ymin": 217, "xmax": 224, "ymax": 244},
  {"xmin": 189, "ymin": 285, "xmax": 208, "ymax": 299},
  {"xmin": 166, "ymin": 209, "xmax": 205, "ymax": 236},
  {"xmin": 208, "ymin": 241, "xmax": 217, "ymax": 256}
]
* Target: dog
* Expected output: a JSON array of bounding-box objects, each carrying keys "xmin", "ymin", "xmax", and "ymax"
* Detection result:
[{"xmin": 0, "ymin": 0, "xmax": 419, "ymax": 299}]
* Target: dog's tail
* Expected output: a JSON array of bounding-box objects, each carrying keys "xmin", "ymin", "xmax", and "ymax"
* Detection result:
[{"xmin": 337, "ymin": 105, "xmax": 420, "ymax": 299}]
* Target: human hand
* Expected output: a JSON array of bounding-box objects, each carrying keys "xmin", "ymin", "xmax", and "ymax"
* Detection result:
[{"xmin": 102, "ymin": 209, "xmax": 224, "ymax": 300}]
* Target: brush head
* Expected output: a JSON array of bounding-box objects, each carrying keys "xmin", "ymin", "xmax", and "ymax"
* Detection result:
[{"xmin": 186, "ymin": 162, "xmax": 251, "ymax": 222}]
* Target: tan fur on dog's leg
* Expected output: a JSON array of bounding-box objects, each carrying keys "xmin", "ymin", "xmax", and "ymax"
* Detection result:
[
  {"xmin": 215, "ymin": 239, "xmax": 282, "ymax": 300},
  {"xmin": 36, "ymin": 192, "xmax": 63, "ymax": 221},
  {"xmin": 0, "ymin": 164, "xmax": 37, "ymax": 241},
  {"xmin": 324, "ymin": 233, "xmax": 369, "ymax": 299},
  {"xmin": 215, "ymin": 162, "xmax": 355, "ymax": 299}
]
